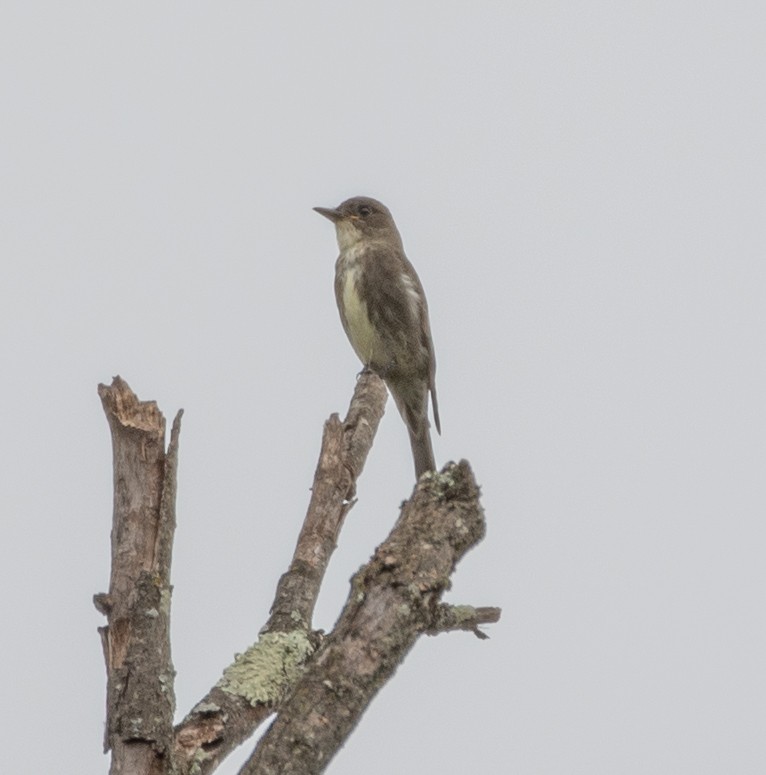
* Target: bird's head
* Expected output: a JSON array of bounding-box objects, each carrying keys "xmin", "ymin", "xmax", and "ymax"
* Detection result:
[{"xmin": 314, "ymin": 196, "xmax": 402, "ymax": 251}]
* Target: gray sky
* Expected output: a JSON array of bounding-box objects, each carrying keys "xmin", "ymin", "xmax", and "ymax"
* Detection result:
[{"xmin": 2, "ymin": 3, "xmax": 765, "ymax": 773}]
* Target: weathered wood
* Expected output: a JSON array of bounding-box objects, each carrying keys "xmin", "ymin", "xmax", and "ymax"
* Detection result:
[
  {"xmin": 95, "ymin": 374, "xmax": 499, "ymax": 775},
  {"xmin": 172, "ymin": 372, "xmax": 387, "ymax": 775},
  {"xmin": 95, "ymin": 376, "xmax": 181, "ymax": 775},
  {"xmin": 241, "ymin": 460, "xmax": 488, "ymax": 775}
]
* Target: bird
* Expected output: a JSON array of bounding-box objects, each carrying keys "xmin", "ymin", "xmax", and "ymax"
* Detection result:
[{"xmin": 314, "ymin": 196, "xmax": 440, "ymax": 479}]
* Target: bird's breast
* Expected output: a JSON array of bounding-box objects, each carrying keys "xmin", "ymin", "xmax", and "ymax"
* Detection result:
[{"xmin": 338, "ymin": 261, "xmax": 379, "ymax": 367}]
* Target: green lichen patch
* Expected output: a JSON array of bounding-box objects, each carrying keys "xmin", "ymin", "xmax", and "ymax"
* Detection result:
[{"xmin": 216, "ymin": 631, "xmax": 315, "ymax": 707}]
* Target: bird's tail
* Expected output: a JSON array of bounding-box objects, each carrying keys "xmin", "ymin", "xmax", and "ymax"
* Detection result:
[
  {"xmin": 408, "ymin": 421, "xmax": 435, "ymax": 479},
  {"xmin": 387, "ymin": 376, "xmax": 437, "ymax": 479}
]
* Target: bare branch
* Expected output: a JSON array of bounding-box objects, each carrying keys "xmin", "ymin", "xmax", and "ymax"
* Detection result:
[
  {"xmin": 241, "ymin": 460, "xmax": 493, "ymax": 775},
  {"xmin": 426, "ymin": 604, "xmax": 502, "ymax": 640},
  {"xmin": 267, "ymin": 370, "xmax": 388, "ymax": 632},
  {"xmin": 173, "ymin": 372, "xmax": 387, "ymax": 775},
  {"xmin": 95, "ymin": 374, "xmax": 499, "ymax": 775},
  {"xmin": 94, "ymin": 376, "xmax": 182, "ymax": 775}
]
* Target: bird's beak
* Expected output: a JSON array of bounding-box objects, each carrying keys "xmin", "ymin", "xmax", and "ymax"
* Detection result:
[{"xmin": 313, "ymin": 206, "xmax": 343, "ymax": 223}]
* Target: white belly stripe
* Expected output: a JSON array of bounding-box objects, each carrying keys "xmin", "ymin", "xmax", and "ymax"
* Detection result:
[{"xmin": 342, "ymin": 264, "xmax": 378, "ymax": 365}]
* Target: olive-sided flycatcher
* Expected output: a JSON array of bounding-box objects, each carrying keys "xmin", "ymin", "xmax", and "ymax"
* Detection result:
[{"xmin": 314, "ymin": 196, "xmax": 440, "ymax": 479}]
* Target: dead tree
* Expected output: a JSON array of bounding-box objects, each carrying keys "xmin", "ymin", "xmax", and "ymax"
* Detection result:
[{"xmin": 94, "ymin": 374, "xmax": 500, "ymax": 775}]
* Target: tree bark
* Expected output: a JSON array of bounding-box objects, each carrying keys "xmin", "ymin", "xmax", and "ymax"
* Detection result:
[
  {"xmin": 173, "ymin": 372, "xmax": 388, "ymax": 775},
  {"xmin": 95, "ymin": 376, "xmax": 182, "ymax": 775},
  {"xmin": 241, "ymin": 460, "xmax": 489, "ymax": 775},
  {"xmin": 95, "ymin": 375, "xmax": 500, "ymax": 775}
]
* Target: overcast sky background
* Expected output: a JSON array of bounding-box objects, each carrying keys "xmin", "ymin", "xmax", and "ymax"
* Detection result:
[{"xmin": 2, "ymin": 3, "xmax": 765, "ymax": 773}]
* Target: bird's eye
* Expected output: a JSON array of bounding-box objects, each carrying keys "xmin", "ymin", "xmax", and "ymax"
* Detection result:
[{"xmin": 359, "ymin": 205, "xmax": 372, "ymax": 216}]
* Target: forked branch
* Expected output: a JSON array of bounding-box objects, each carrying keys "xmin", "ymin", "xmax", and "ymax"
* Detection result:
[{"xmin": 95, "ymin": 375, "xmax": 500, "ymax": 775}]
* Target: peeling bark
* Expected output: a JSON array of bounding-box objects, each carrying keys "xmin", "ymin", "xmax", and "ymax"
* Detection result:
[
  {"xmin": 95, "ymin": 376, "xmax": 182, "ymax": 775},
  {"xmin": 95, "ymin": 375, "xmax": 500, "ymax": 775}
]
